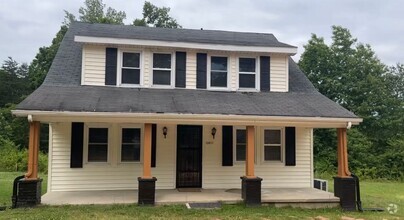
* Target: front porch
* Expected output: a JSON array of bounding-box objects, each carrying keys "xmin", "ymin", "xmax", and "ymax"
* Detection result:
[{"xmin": 42, "ymin": 188, "xmax": 339, "ymax": 208}]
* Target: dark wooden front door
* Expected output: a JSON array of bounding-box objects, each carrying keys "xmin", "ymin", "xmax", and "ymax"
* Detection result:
[{"xmin": 176, "ymin": 125, "xmax": 203, "ymax": 188}]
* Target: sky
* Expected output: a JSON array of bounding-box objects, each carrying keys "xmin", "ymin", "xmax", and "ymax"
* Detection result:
[{"xmin": 0, "ymin": 0, "xmax": 403, "ymax": 66}]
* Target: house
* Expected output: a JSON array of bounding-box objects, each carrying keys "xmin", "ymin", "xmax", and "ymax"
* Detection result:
[{"xmin": 13, "ymin": 22, "xmax": 362, "ymax": 209}]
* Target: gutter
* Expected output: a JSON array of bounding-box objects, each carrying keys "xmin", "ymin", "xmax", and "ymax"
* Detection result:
[{"xmin": 12, "ymin": 110, "xmax": 362, "ymax": 127}]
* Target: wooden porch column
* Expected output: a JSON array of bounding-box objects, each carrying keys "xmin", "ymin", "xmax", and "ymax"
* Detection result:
[
  {"xmin": 337, "ymin": 128, "xmax": 351, "ymax": 177},
  {"xmin": 246, "ymin": 126, "xmax": 255, "ymax": 178},
  {"xmin": 143, "ymin": 123, "xmax": 152, "ymax": 178},
  {"xmin": 25, "ymin": 121, "xmax": 40, "ymax": 180}
]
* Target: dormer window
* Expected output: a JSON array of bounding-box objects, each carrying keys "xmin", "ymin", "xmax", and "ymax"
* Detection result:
[
  {"xmin": 120, "ymin": 52, "xmax": 141, "ymax": 85},
  {"xmin": 238, "ymin": 57, "xmax": 258, "ymax": 90},
  {"xmin": 209, "ymin": 56, "xmax": 228, "ymax": 89},
  {"xmin": 152, "ymin": 53, "xmax": 173, "ymax": 86}
]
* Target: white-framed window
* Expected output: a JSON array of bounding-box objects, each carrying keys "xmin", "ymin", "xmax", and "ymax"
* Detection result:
[
  {"xmin": 152, "ymin": 52, "xmax": 174, "ymax": 86},
  {"xmin": 238, "ymin": 57, "xmax": 259, "ymax": 90},
  {"xmin": 118, "ymin": 50, "xmax": 142, "ymax": 86},
  {"xmin": 84, "ymin": 124, "xmax": 110, "ymax": 163},
  {"xmin": 233, "ymin": 127, "xmax": 246, "ymax": 162},
  {"xmin": 119, "ymin": 126, "xmax": 142, "ymax": 163},
  {"xmin": 262, "ymin": 128, "xmax": 283, "ymax": 162},
  {"xmin": 208, "ymin": 55, "xmax": 229, "ymax": 89}
]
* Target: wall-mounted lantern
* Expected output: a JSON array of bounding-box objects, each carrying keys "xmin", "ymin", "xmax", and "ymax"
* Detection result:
[
  {"xmin": 163, "ymin": 126, "xmax": 168, "ymax": 138},
  {"xmin": 211, "ymin": 127, "xmax": 217, "ymax": 139}
]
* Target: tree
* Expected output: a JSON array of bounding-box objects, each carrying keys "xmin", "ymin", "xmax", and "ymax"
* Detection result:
[
  {"xmin": 29, "ymin": 0, "xmax": 126, "ymax": 90},
  {"xmin": 0, "ymin": 59, "xmax": 30, "ymax": 107},
  {"xmin": 133, "ymin": 1, "xmax": 181, "ymax": 28},
  {"xmin": 299, "ymin": 26, "xmax": 404, "ymax": 179}
]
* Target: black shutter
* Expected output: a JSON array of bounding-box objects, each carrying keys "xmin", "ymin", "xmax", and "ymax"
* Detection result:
[
  {"xmin": 105, "ymin": 48, "xmax": 117, "ymax": 85},
  {"xmin": 70, "ymin": 122, "xmax": 84, "ymax": 168},
  {"xmin": 285, "ymin": 127, "xmax": 296, "ymax": 166},
  {"xmin": 151, "ymin": 124, "xmax": 157, "ymax": 167},
  {"xmin": 260, "ymin": 56, "xmax": 270, "ymax": 91},
  {"xmin": 222, "ymin": 126, "xmax": 233, "ymax": 166},
  {"xmin": 196, "ymin": 53, "xmax": 207, "ymax": 89},
  {"xmin": 175, "ymin": 52, "xmax": 186, "ymax": 88}
]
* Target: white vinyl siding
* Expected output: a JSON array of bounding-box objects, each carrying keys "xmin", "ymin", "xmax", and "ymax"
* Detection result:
[
  {"xmin": 203, "ymin": 126, "xmax": 312, "ymax": 189},
  {"xmin": 270, "ymin": 55, "xmax": 288, "ymax": 92},
  {"xmin": 82, "ymin": 45, "xmax": 105, "ymax": 86},
  {"xmin": 48, "ymin": 123, "xmax": 176, "ymax": 191}
]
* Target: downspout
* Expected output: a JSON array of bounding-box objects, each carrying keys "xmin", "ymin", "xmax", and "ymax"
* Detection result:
[
  {"xmin": 25, "ymin": 115, "xmax": 34, "ymax": 179},
  {"xmin": 343, "ymin": 122, "xmax": 352, "ymax": 176}
]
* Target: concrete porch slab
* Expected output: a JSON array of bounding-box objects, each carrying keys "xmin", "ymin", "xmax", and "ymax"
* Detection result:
[{"xmin": 42, "ymin": 188, "xmax": 339, "ymax": 208}]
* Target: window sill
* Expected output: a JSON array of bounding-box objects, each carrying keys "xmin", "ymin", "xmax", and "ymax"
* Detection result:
[
  {"xmin": 207, "ymin": 87, "xmax": 231, "ymax": 91},
  {"xmin": 119, "ymin": 84, "xmax": 142, "ymax": 88},
  {"xmin": 118, "ymin": 161, "xmax": 142, "ymax": 165}
]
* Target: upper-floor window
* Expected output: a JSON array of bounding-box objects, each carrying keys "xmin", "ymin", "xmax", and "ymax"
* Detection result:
[
  {"xmin": 209, "ymin": 56, "xmax": 228, "ymax": 89},
  {"xmin": 238, "ymin": 57, "xmax": 258, "ymax": 90},
  {"xmin": 120, "ymin": 52, "xmax": 141, "ymax": 85},
  {"xmin": 153, "ymin": 53, "xmax": 173, "ymax": 86}
]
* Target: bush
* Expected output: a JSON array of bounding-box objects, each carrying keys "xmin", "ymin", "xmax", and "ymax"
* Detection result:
[{"xmin": 0, "ymin": 136, "xmax": 47, "ymax": 173}]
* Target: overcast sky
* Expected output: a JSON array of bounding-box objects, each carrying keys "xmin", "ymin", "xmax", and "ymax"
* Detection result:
[{"xmin": 0, "ymin": 0, "xmax": 403, "ymax": 66}]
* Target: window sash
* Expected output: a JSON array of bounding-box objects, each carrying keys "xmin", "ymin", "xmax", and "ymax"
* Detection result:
[
  {"xmin": 120, "ymin": 51, "xmax": 141, "ymax": 86},
  {"xmin": 210, "ymin": 56, "xmax": 228, "ymax": 88},
  {"xmin": 152, "ymin": 53, "xmax": 172, "ymax": 86},
  {"xmin": 238, "ymin": 57, "xmax": 257, "ymax": 89},
  {"xmin": 120, "ymin": 128, "xmax": 141, "ymax": 162},
  {"xmin": 263, "ymin": 128, "xmax": 283, "ymax": 162},
  {"xmin": 235, "ymin": 128, "xmax": 246, "ymax": 162},
  {"xmin": 87, "ymin": 127, "xmax": 109, "ymax": 163}
]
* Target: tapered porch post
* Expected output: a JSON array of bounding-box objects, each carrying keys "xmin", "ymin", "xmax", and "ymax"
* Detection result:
[
  {"xmin": 12, "ymin": 121, "xmax": 42, "ymax": 208},
  {"xmin": 334, "ymin": 128, "xmax": 356, "ymax": 211},
  {"xmin": 26, "ymin": 121, "xmax": 40, "ymax": 179},
  {"xmin": 337, "ymin": 128, "xmax": 351, "ymax": 177},
  {"xmin": 138, "ymin": 123, "xmax": 157, "ymax": 205},
  {"xmin": 246, "ymin": 126, "xmax": 255, "ymax": 178},
  {"xmin": 143, "ymin": 123, "xmax": 152, "ymax": 178},
  {"xmin": 241, "ymin": 126, "xmax": 262, "ymax": 206}
]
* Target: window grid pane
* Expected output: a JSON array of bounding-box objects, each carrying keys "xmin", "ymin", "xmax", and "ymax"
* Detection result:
[
  {"xmin": 264, "ymin": 130, "xmax": 281, "ymax": 145},
  {"xmin": 121, "ymin": 69, "xmax": 140, "ymax": 84},
  {"xmin": 239, "ymin": 74, "xmax": 256, "ymax": 88},
  {"xmin": 264, "ymin": 145, "xmax": 281, "ymax": 161},
  {"xmin": 239, "ymin": 58, "xmax": 256, "ymax": 72},
  {"xmin": 88, "ymin": 144, "xmax": 108, "ymax": 162},
  {"xmin": 210, "ymin": 71, "xmax": 227, "ymax": 87},
  {"xmin": 153, "ymin": 53, "xmax": 171, "ymax": 69},
  {"xmin": 236, "ymin": 144, "xmax": 246, "ymax": 161},
  {"xmin": 153, "ymin": 70, "xmax": 171, "ymax": 85},
  {"xmin": 123, "ymin": 52, "xmax": 140, "ymax": 68}
]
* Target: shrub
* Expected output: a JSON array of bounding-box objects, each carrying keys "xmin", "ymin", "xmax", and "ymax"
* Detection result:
[{"xmin": 0, "ymin": 136, "xmax": 47, "ymax": 173}]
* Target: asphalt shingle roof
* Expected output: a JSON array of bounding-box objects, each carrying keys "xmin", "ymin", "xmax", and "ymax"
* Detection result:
[{"xmin": 16, "ymin": 22, "xmax": 358, "ymax": 119}]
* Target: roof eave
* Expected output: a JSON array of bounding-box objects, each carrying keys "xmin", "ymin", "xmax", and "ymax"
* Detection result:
[
  {"xmin": 74, "ymin": 35, "xmax": 298, "ymax": 55},
  {"xmin": 12, "ymin": 110, "xmax": 362, "ymax": 128}
]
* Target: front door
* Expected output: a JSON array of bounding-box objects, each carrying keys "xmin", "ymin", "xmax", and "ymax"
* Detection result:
[{"xmin": 176, "ymin": 125, "xmax": 203, "ymax": 188}]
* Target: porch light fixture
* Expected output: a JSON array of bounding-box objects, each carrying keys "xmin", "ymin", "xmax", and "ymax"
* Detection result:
[
  {"xmin": 163, "ymin": 126, "xmax": 168, "ymax": 138},
  {"xmin": 211, "ymin": 127, "xmax": 217, "ymax": 139}
]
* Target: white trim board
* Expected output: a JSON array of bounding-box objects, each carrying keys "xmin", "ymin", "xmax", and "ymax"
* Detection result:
[{"xmin": 74, "ymin": 36, "xmax": 298, "ymax": 55}]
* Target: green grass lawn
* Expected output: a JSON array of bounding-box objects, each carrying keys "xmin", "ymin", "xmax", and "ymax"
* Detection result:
[{"xmin": 0, "ymin": 172, "xmax": 402, "ymax": 220}]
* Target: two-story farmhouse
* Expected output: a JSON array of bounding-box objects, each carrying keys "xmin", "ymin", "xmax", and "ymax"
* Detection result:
[{"xmin": 13, "ymin": 22, "xmax": 362, "ymax": 209}]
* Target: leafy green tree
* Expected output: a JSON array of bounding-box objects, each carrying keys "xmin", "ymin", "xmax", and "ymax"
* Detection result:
[
  {"xmin": 0, "ymin": 59, "xmax": 30, "ymax": 107},
  {"xmin": 299, "ymin": 26, "xmax": 404, "ymax": 180},
  {"xmin": 133, "ymin": 1, "xmax": 182, "ymax": 28}
]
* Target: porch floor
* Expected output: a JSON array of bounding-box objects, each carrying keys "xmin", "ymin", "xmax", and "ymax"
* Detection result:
[{"xmin": 42, "ymin": 188, "xmax": 339, "ymax": 208}]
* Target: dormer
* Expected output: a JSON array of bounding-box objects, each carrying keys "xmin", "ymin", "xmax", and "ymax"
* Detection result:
[{"xmin": 75, "ymin": 24, "xmax": 297, "ymax": 92}]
